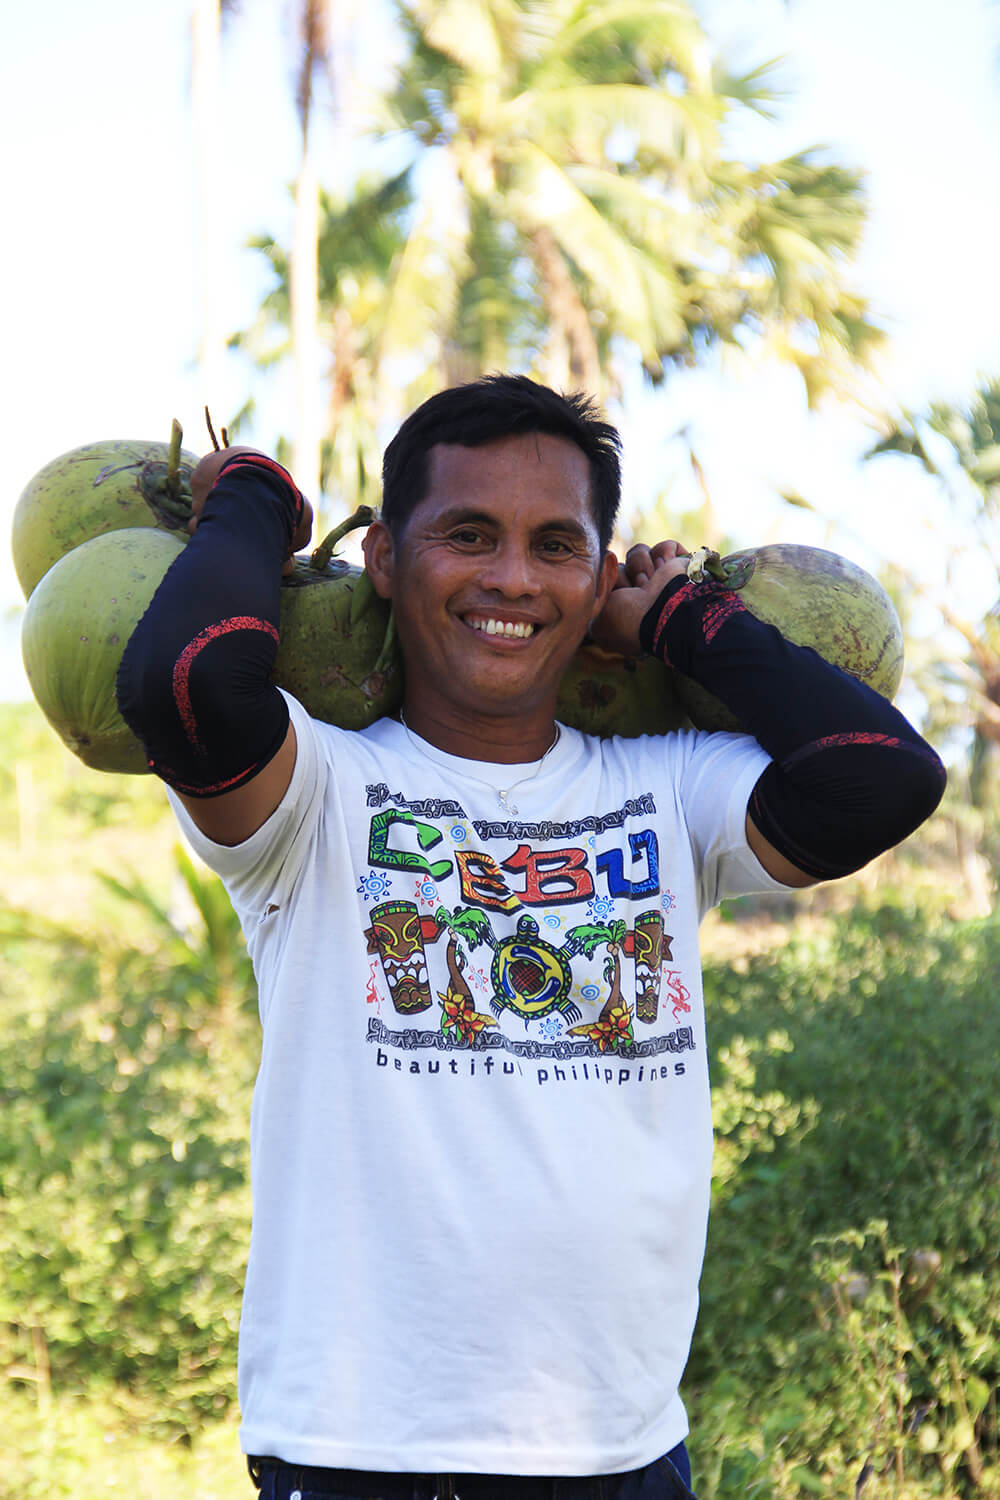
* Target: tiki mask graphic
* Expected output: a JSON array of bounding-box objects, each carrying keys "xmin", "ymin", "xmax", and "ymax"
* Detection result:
[
  {"xmin": 632, "ymin": 909, "xmax": 664, "ymax": 1024},
  {"xmin": 365, "ymin": 900, "xmax": 433, "ymax": 1014}
]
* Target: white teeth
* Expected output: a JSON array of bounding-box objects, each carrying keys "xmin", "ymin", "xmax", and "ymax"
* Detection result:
[{"xmin": 472, "ymin": 617, "xmax": 533, "ymax": 639}]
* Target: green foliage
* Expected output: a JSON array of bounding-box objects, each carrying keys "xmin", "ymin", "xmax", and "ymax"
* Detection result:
[
  {"xmin": 239, "ymin": 0, "xmax": 880, "ymax": 518},
  {"xmin": 0, "ymin": 701, "xmax": 167, "ymax": 846},
  {"xmin": 0, "ymin": 1387, "xmax": 247, "ymax": 1499},
  {"xmin": 865, "ymin": 382, "xmax": 1000, "ymax": 876},
  {"xmin": 0, "ymin": 864, "xmax": 258, "ymax": 1437},
  {"xmin": 384, "ymin": 0, "xmax": 879, "ymax": 404},
  {"xmin": 689, "ymin": 897, "xmax": 1000, "ymax": 1497},
  {"xmin": 2, "ymin": 700, "xmax": 996, "ymax": 1494}
]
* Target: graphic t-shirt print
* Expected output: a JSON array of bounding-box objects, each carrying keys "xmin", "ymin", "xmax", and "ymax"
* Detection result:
[{"xmin": 359, "ymin": 781, "xmax": 696, "ymax": 1087}]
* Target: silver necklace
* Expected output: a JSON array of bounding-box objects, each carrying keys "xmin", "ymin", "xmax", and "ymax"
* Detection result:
[{"xmin": 398, "ymin": 713, "xmax": 561, "ymax": 816}]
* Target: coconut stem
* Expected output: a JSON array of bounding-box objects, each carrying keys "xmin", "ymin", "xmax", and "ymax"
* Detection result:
[
  {"xmin": 686, "ymin": 547, "xmax": 728, "ymax": 584},
  {"xmin": 310, "ymin": 505, "xmax": 375, "ymax": 571},
  {"xmin": 372, "ymin": 607, "xmax": 397, "ymax": 677},
  {"xmin": 165, "ymin": 419, "xmax": 183, "ymax": 499}
]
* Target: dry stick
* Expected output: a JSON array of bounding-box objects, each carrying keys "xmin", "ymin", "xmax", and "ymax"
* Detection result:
[
  {"xmin": 889, "ymin": 1258, "xmax": 906, "ymax": 1489},
  {"xmin": 372, "ymin": 609, "xmax": 397, "ymax": 678},
  {"xmin": 205, "ymin": 406, "xmax": 222, "ymax": 452},
  {"xmin": 948, "ymin": 1350, "xmax": 985, "ymax": 1486},
  {"xmin": 166, "ymin": 418, "xmax": 184, "ymax": 499}
]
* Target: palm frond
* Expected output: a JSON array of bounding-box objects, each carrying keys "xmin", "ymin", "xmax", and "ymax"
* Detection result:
[
  {"xmin": 404, "ymin": 0, "xmax": 507, "ymax": 76},
  {"xmin": 536, "ymin": 0, "xmax": 708, "ymax": 84},
  {"xmin": 513, "ymin": 142, "xmax": 686, "ymax": 355},
  {"xmin": 374, "ymin": 153, "xmax": 472, "ymax": 410},
  {"xmin": 503, "ymin": 81, "xmax": 715, "ymax": 165}
]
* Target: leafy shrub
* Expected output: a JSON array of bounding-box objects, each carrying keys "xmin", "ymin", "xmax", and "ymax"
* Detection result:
[
  {"xmin": 0, "ymin": 854, "xmax": 258, "ymax": 1435},
  {"xmin": 688, "ymin": 898, "xmax": 1000, "ymax": 1497},
  {"xmin": 3, "ymin": 835, "xmax": 997, "ymax": 1496}
]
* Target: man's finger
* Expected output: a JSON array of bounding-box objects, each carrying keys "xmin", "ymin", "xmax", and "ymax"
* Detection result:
[{"xmin": 624, "ymin": 544, "xmax": 655, "ymax": 586}]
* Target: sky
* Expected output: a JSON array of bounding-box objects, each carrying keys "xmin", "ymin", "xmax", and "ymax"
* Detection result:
[{"xmin": 4, "ymin": 0, "xmax": 1000, "ymax": 702}]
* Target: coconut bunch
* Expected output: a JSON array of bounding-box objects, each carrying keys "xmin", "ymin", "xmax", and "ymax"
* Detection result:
[{"xmin": 12, "ymin": 424, "xmax": 904, "ymax": 776}]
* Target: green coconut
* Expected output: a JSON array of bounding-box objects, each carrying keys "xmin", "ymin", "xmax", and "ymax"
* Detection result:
[
  {"xmin": 275, "ymin": 554, "xmax": 401, "ymax": 729},
  {"xmin": 19, "ymin": 511, "xmax": 404, "ymax": 774},
  {"xmin": 12, "ymin": 434, "xmax": 198, "ymax": 597},
  {"xmin": 556, "ymin": 642, "xmax": 689, "ymax": 737},
  {"xmin": 22, "ymin": 528, "xmax": 187, "ymax": 774},
  {"xmin": 673, "ymin": 543, "xmax": 905, "ymax": 732}
]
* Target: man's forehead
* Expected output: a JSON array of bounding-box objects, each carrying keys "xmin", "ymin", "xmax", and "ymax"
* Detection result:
[{"xmin": 424, "ymin": 431, "xmax": 593, "ymax": 506}]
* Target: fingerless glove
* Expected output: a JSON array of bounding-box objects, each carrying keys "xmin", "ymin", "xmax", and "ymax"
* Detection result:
[
  {"xmin": 116, "ymin": 455, "xmax": 302, "ymax": 797},
  {"xmin": 640, "ymin": 574, "xmax": 946, "ymax": 880}
]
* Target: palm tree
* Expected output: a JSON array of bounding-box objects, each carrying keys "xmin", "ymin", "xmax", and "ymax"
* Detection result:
[
  {"xmin": 211, "ymin": 0, "xmax": 366, "ymax": 520},
  {"xmin": 190, "ymin": 0, "xmax": 239, "ymax": 414},
  {"xmin": 232, "ymin": 169, "xmax": 413, "ymax": 513},
  {"xmin": 373, "ymin": 0, "xmax": 879, "ymax": 414},
  {"xmin": 867, "ymin": 387, "xmax": 1000, "ymax": 758},
  {"xmin": 866, "ymin": 387, "xmax": 1000, "ymax": 904},
  {"xmin": 235, "ymin": 0, "xmax": 879, "ymax": 510},
  {"xmin": 432, "ymin": 906, "xmax": 496, "ymax": 1043},
  {"xmin": 289, "ymin": 0, "xmax": 330, "ymax": 508},
  {"xmin": 565, "ymin": 919, "xmax": 633, "ymax": 1052}
]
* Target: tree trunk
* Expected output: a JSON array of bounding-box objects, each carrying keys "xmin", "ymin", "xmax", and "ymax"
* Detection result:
[
  {"xmin": 291, "ymin": 137, "xmax": 322, "ymax": 509},
  {"xmin": 597, "ymin": 949, "xmax": 622, "ymax": 1024},
  {"xmin": 444, "ymin": 935, "xmax": 474, "ymax": 1007},
  {"xmin": 531, "ymin": 226, "xmax": 603, "ymax": 396},
  {"xmin": 191, "ymin": 0, "xmax": 227, "ymax": 416}
]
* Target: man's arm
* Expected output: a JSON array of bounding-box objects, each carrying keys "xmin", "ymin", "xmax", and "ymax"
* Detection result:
[
  {"xmin": 116, "ymin": 448, "xmax": 311, "ymax": 847},
  {"xmin": 590, "ymin": 541, "xmax": 946, "ymax": 886}
]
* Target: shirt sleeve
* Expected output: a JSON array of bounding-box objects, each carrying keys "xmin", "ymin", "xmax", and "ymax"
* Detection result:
[
  {"xmin": 677, "ymin": 731, "xmax": 797, "ymax": 912},
  {"xmin": 165, "ymin": 691, "xmax": 330, "ymax": 921}
]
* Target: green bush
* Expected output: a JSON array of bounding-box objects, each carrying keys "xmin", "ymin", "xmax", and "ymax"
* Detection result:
[
  {"xmin": 0, "ymin": 855, "xmax": 258, "ymax": 1436},
  {"xmin": 3, "ymin": 837, "xmax": 997, "ymax": 1496},
  {"xmin": 689, "ymin": 898, "xmax": 1000, "ymax": 1497}
]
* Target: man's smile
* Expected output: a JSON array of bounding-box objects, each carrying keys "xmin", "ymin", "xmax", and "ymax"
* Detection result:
[{"xmin": 463, "ymin": 613, "xmax": 540, "ymax": 640}]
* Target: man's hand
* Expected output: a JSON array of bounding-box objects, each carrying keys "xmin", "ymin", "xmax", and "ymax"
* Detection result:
[
  {"xmin": 188, "ymin": 447, "xmax": 313, "ymax": 576},
  {"xmin": 589, "ymin": 540, "xmax": 691, "ymax": 656}
]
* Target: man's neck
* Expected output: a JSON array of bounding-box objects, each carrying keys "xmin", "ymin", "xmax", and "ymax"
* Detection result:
[{"xmin": 398, "ymin": 701, "xmax": 560, "ymax": 763}]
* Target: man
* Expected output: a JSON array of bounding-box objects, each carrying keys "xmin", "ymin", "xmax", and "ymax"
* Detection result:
[{"xmin": 117, "ymin": 375, "xmax": 945, "ymax": 1500}]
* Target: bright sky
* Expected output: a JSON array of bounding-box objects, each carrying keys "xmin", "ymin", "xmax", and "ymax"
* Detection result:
[{"xmin": 4, "ymin": 0, "xmax": 1000, "ymax": 701}]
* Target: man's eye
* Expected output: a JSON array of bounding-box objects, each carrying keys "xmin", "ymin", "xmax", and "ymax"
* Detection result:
[
  {"xmin": 451, "ymin": 528, "xmax": 483, "ymax": 545},
  {"xmin": 539, "ymin": 537, "xmax": 572, "ymax": 554}
]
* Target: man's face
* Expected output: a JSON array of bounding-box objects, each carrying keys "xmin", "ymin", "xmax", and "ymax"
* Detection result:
[{"xmin": 364, "ymin": 432, "xmax": 617, "ymax": 744}]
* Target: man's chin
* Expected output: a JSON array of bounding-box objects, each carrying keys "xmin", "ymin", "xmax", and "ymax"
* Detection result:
[{"xmin": 438, "ymin": 674, "xmax": 561, "ymax": 726}]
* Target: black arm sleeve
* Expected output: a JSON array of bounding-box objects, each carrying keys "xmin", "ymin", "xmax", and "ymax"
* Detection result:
[
  {"xmin": 640, "ymin": 575, "xmax": 947, "ymax": 880},
  {"xmin": 116, "ymin": 455, "xmax": 303, "ymax": 797}
]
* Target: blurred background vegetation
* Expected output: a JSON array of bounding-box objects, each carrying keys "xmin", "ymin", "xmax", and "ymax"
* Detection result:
[
  {"xmin": 5, "ymin": 0, "xmax": 1000, "ymax": 1496},
  {"xmin": 3, "ymin": 705, "xmax": 997, "ymax": 1499}
]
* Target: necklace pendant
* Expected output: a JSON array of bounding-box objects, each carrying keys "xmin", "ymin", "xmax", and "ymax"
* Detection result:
[{"xmin": 497, "ymin": 789, "xmax": 518, "ymax": 816}]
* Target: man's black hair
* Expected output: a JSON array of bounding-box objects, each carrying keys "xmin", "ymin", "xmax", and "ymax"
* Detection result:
[{"xmin": 380, "ymin": 374, "xmax": 622, "ymax": 553}]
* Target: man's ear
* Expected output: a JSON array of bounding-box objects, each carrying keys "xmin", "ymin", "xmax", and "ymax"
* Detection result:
[
  {"xmin": 362, "ymin": 518, "xmax": 395, "ymax": 600},
  {"xmin": 595, "ymin": 550, "xmax": 620, "ymax": 613}
]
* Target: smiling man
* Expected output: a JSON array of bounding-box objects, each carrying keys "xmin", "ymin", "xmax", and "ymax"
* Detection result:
[
  {"xmin": 365, "ymin": 429, "xmax": 619, "ymax": 759},
  {"xmin": 117, "ymin": 375, "xmax": 945, "ymax": 1500}
]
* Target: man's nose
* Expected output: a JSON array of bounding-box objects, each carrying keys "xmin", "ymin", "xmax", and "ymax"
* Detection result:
[{"xmin": 479, "ymin": 541, "xmax": 542, "ymax": 596}]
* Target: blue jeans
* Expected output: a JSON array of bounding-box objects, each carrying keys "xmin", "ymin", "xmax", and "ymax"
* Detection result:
[{"xmin": 247, "ymin": 1445, "xmax": 695, "ymax": 1500}]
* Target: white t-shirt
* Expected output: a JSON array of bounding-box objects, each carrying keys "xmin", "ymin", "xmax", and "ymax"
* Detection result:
[{"xmin": 169, "ymin": 692, "xmax": 789, "ymax": 1476}]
